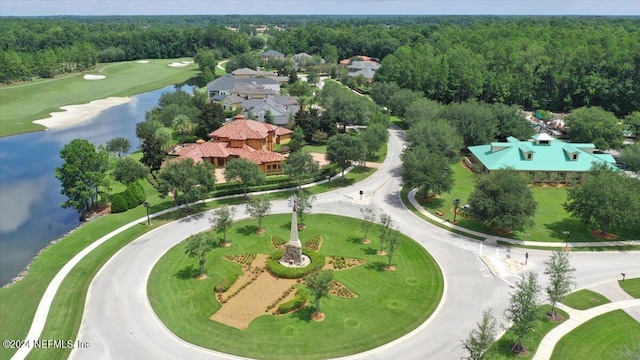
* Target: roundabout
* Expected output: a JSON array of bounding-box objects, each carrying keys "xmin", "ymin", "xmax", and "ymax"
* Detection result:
[{"xmin": 147, "ymin": 214, "xmax": 443, "ymax": 359}]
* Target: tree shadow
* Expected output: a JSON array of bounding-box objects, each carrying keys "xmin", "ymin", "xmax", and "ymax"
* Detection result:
[
  {"xmin": 384, "ymin": 191, "xmax": 405, "ymax": 209},
  {"xmin": 363, "ymin": 247, "xmax": 378, "ymax": 256},
  {"xmin": 544, "ymin": 218, "xmax": 586, "ymax": 242},
  {"xmin": 237, "ymin": 224, "xmax": 259, "ymax": 236},
  {"xmin": 280, "ymin": 221, "xmax": 292, "ymax": 230},
  {"xmin": 177, "ymin": 211, "xmax": 206, "ymax": 223},
  {"xmin": 347, "ymin": 236, "xmax": 363, "ymax": 244},
  {"xmin": 290, "ymin": 305, "xmax": 314, "ymax": 323},
  {"xmin": 174, "ymin": 265, "xmax": 199, "ymax": 280},
  {"xmin": 365, "ymin": 261, "xmax": 386, "ymax": 272}
]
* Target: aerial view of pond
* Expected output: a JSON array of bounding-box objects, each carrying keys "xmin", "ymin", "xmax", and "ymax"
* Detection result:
[{"xmin": 0, "ymin": 84, "xmax": 192, "ymax": 286}]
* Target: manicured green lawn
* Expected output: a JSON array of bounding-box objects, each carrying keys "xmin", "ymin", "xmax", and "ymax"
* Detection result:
[
  {"xmin": 302, "ymin": 144, "xmax": 327, "ymax": 154},
  {"xmin": 551, "ymin": 310, "xmax": 640, "ymax": 360},
  {"xmin": 490, "ymin": 305, "xmax": 568, "ymax": 359},
  {"xmin": 560, "ymin": 289, "xmax": 611, "ymax": 310},
  {"xmin": 0, "ymin": 58, "xmax": 199, "ymax": 137},
  {"xmin": 418, "ymin": 163, "xmax": 639, "ymax": 242},
  {"xmin": 619, "ymin": 277, "xmax": 640, "ymax": 298},
  {"xmin": 148, "ymin": 214, "xmax": 444, "ymax": 360}
]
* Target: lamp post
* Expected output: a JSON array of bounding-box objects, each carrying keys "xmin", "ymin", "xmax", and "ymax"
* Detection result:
[
  {"xmin": 453, "ymin": 198, "xmax": 460, "ymax": 223},
  {"xmin": 144, "ymin": 201, "xmax": 151, "ymax": 226},
  {"xmin": 562, "ymin": 231, "xmax": 570, "ymax": 248}
]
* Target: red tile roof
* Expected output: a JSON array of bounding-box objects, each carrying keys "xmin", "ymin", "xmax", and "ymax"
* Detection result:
[
  {"xmin": 172, "ymin": 142, "xmax": 284, "ymax": 165},
  {"xmin": 209, "ymin": 117, "xmax": 290, "ymax": 141}
]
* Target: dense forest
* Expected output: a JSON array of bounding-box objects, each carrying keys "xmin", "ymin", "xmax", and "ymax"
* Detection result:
[{"xmin": 1, "ymin": 15, "xmax": 639, "ymax": 115}]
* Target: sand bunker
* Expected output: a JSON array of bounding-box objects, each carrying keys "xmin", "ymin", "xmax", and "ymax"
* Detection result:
[
  {"xmin": 168, "ymin": 61, "xmax": 194, "ymax": 68},
  {"xmin": 136, "ymin": 60, "xmax": 149, "ymax": 64},
  {"xmin": 33, "ymin": 97, "xmax": 131, "ymax": 130},
  {"xmin": 83, "ymin": 74, "xmax": 106, "ymax": 80}
]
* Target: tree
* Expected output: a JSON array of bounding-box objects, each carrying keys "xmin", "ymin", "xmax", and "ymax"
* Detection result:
[
  {"xmin": 503, "ymin": 272, "xmax": 541, "ymax": 354},
  {"xmin": 440, "ymin": 101, "xmax": 498, "ymax": 147},
  {"xmin": 360, "ymin": 123, "xmax": 386, "ymax": 164},
  {"xmin": 224, "ymin": 158, "xmax": 265, "ymax": 197},
  {"xmin": 406, "ymin": 119, "xmax": 463, "ymax": 163},
  {"xmin": 210, "ymin": 206, "xmax": 236, "ymax": 245},
  {"xmin": 195, "ymin": 102, "xmax": 224, "ymax": 140},
  {"xmin": 461, "ymin": 310, "xmax": 498, "ymax": 360},
  {"xmin": 620, "ymin": 143, "xmax": 640, "ymax": 173},
  {"xmin": 55, "ymin": 139, "xmax": 111, "ymax": 213},
  {"xmin": 360, "ymin": 207, "xmax": 376, "ymax": 242},
  {"xmin": 105, "ymin": 137, "xmax": 131, "ymax": 157},
  {"xmin": 157, "ymin": 158, "xmax": 216, "ymax": 208},
  {"xmin": 326, "ymin": 133, "xmax": 365, "ymax": 176},
  {"xmin": 624, "ymin": 111, "xmax": 640, "ymax": 138},
  {"xmin": 288, "ymin": 126, "xmax": 307, "ymax": 152},
  {"xmin": 264, "ymin": 109, "xmax": 274, "ymax": 124},
  {"xmin": 387, "ymin": 88, "xmax": 423, "ymax": 118},
  {"xmin": 140, "ymin": 136, "xmax": 165, "ymax": 172},
  {"xmin": 565, "ymin": 107, "xmax": 624, "ymax": 150},
  {"xmin": 113, "ymin": 157, "xmax": 149, "ymax": 186},
  {"xmin": 304, "ymin": 269, "xmax": 333, "ymax": 317},
  {"xmin": 184, "ymin": 233, "xmax": 219, "ymax": 278},
  {"xmin": 282, "ymin": 151, "xmax": 319, "ymax": 187},
  {"xmin": 404, "ymin": 97, "xmax": 442, "ymax": 128},
  {"xmin": 245, "ymin": 196, "xmax": 272, "ymax": 234},
  {"xmin": 564, "ymin": 162, "xmax": 638, "ymax": 234},
  {"xmin": 293, "ymin": 189, "xmax": 316, "ymax": 227},
  {"xmin": 386, "ymin": 229, "xmax": 401, "ymax": 268},
  {"xmin": 492, "ymin": 103, "xmax": 535, "ymax": 141},
  {"xmin": 401, "ymin": 146, "xmax": 455, "ymax": 197},
  {"xmin": 377, "ymin": 213, "xmax": 393, "ymax": 253},
  {"xmin": 172, "ymin": 114, "xmax": 195, "ymax": 144},
  {"xmin": 544, "ymin": 251, "xmax": 576, "ymax": 320},
  {"xmin": 468, "ymin": 169, "xmax": 538, "ymax": 232}
]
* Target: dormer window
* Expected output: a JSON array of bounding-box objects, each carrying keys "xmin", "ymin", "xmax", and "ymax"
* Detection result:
[
  {"xmin": 527, "ymin": 153, "xmax": 532, "ymax": 160},
  {"xmin": 572, "ymin": 154, "xmax": 578, "ymax": 160}
]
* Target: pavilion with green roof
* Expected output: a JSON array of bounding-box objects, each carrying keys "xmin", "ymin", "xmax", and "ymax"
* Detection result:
[{"xmin": 467, "ymin": 133, "xmax": 617, "ymax": 183}]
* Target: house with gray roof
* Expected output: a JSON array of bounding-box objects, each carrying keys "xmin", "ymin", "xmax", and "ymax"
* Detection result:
[
  {"xmin": 347, "ymin": 61, "xmax": 381, "ymax": 82},
  {"xmin": 242, "ymin": 96, "xmax": 299, "ymax": 126},
  {"xmin": 467, "ymin": 133, "xmax": 618, "ymax": 183},
  {"xmin": 206, "ymin": 74, "xmax": 281, "ymax": 100},
  {"xmin": 260, "ymin": 50, "xmax": 285, "ymax": 61}
]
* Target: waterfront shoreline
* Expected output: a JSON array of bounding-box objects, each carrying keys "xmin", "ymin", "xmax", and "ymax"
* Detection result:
[{"xmin": 33, "ymin": 97, "xmax": 132, "ymax": 130}]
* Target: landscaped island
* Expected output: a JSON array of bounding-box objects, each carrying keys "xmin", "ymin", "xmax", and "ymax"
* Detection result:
[{"xmin": 148, "ymin": 214, "xmax": 444, "ymax": 359}]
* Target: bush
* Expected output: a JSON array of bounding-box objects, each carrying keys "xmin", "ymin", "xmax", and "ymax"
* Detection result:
[
  {"xmin": 110, "ymin": 194, "xmax": 129, "ymax": 213},
  {"xmin": 278, "ymin": 287, "xmax": 309, "ymax": 314},
  {"xmin": 122, "ymin": 188, "xmax": 138, "ymax": 209},
  {"xmin": 128, "ymin": 183, "xmax": 146, "ymax": 205},
  {"xmin": 266, "ymin": 250, "xmax": 324, "ymax": 279},
  {"xmin": 214, "ymin": 273, "xmax": 239, "ymax": 293}
]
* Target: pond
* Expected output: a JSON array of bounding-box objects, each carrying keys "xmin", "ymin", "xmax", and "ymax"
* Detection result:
[{"xmin": 0, "ymin": 85, "xmax": 192, "ymax": 286}]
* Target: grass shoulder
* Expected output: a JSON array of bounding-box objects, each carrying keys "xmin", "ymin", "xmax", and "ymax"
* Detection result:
[
  {"xmin": 550, "ymin": 310, "xmax": 640, "ymax": 360},
  {"xmin": 560, "ymin": 289, "xmax": 611, "ymax": 310},
  {"xmin": 619, "ymin": 277, "xmax": 640, "ymax": 298}
]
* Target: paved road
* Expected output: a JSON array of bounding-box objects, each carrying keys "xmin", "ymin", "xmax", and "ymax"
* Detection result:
[{"xmin": 69, "ymin": 128, "xmax": 640, "ymax": 360}]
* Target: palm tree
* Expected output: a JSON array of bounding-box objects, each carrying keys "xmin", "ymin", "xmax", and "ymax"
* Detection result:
[{"xmin": 172, "ymin": 114, "xmax": 195, "ymax": 144}]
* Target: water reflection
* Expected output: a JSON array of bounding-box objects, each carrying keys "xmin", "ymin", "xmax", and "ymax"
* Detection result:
[{"xmin": 0, "ymin": 85, "xmax": 191, "ymax": 286}]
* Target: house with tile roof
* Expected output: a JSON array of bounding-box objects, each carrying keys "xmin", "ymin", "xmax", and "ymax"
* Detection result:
[
  {"xmin": 260, "ymin": 50, "xmax": 285, "ymax": 61},
  {"xmin": 170, "ymin": 115, "xmax": 292, "ymax": 174},
  {"xmin": 467, "ymin": 133, "xmax": 618, "ymax": 183}
]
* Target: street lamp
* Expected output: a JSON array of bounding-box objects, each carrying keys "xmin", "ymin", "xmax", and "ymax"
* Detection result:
[
  {"xmin": 144, "ymin": 201, "xmax": 151, "ymax": 226},
  {"xmin": 453, "ymin": 198, "xmax": 461, "ymax": 223},
  {"xmin": 562, "ymin": 231, "xmax": 570, "ymax": 248}
]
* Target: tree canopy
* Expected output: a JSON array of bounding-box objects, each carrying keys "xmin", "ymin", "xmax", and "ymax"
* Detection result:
[
  {"xmin": 564, "ymin": 162, "xmax": 640, "ymax": 234},
  {"xmin": 55, "ymin": 139, "xmax": 111, "ymax": 213},
  {"xmin": 326, "ymin": 133, "xmax": 365, "ymax": 176},
  {"xmin": 565, "ymin": 107, "xmax": 624, "ymax": 150},
  {"xmin": 224, "ymin": 158, "xmax": 265, "ymax": 197},
  {"xmin": 401, "ymin": 146, "xmax": 454, "ymax": 197},
  {"xmin": 468, "ymin": 169, "xmax": 538, "ymax": 231},
  {"xmin": 157, "ymin": 158, "xmax": 216, "ymax": 208}
]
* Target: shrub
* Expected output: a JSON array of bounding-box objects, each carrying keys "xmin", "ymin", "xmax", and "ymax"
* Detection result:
[
  {"xmin": 128, "ymin": 183, "xmax": 145, "ymax": 205},
  {"xmin": 215, "ymin": 274, "xmax": 239, "ymax": 293},
  {"xmin": 122, "ymin": 188, "xmax": 138, "ymax": 209},
  {"xmin": 266, "ymin": 250, "xmax": 324, "ymax": 279},
  {"xmin": 278, "ymin": 287, "xmax": 309, "ymax": 314},
  {"xmin": 110, "ymin": 194, "xmax": 129, "ymax": 213}
]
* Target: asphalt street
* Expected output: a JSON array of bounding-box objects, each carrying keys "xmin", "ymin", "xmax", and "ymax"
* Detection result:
[{"xmin": 69, "ymin": 128, "xmax": 640, "ymax": 360}]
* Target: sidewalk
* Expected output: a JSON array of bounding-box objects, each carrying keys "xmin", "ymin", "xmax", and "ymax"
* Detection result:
[{"xmin": 407, "ymin": 189, "xmax": 640, "ymax": 248}]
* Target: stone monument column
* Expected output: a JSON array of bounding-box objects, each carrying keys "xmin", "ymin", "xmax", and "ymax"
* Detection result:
[{"xmin": 282, "ymin": 206, "xmax": 303, "ymax": 265}]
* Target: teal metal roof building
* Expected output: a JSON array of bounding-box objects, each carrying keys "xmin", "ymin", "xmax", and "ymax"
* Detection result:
[{"xmin": 467, "ymin": 134, "xmax": 617, "ymax": 182}]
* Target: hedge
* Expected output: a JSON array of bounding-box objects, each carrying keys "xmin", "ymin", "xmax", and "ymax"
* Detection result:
[
  {"xmin": 110, "ymin": 194, "xmax": 129, "ymax": 213},
  {"xmin": 266, "ymin": 250, "xmax": 324, "ymax": 279},
  {"xmin": 214, "ymin": 273, "xmax": 239, "ymax": 293},
  {"xmin": 278, "ymin": 286, "xmax": 309, "ymax": 314}
]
